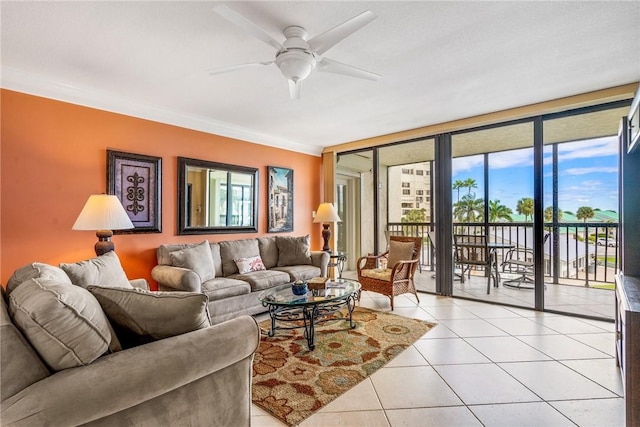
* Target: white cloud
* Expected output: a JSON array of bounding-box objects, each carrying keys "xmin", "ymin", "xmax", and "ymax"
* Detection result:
[
  {"xmin": 452, "ymin": 155, "xmax": 483, "ymax": 172},
  {"xmin": 490, "ymin": 148, "xmax": 533, "ymax": 169},
  {"xmin": 562, "ymin": 167, "xmax": 618, "ymax": 175},
  {"xmin": 556, "ymin": 136, "xmax": 618, "ymax": 161}
]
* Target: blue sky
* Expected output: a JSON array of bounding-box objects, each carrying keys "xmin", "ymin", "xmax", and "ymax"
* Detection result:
[{"xmin": 452, "ymin": 136, "xmax": 619, "ymax": 213}]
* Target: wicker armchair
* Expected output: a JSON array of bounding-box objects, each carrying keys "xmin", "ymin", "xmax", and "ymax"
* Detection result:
[{"xmin": 356, "ymin": 236, "xmax": 422, "ymax": 310}]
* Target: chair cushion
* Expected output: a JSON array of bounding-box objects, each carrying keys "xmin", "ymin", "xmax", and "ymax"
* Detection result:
[
  {"xmin": 6, "ymin": 262, "xmax": 72, "ymax": 294},
  {"xmin": 8, "ymin": 278, "xmax": 112, "ymax": 371},
  {"xmin": 60, "ymin": 251, "xmax": 132, "ymax": 289},
  {"xmin": 229, "ymin": 270, "xmax": 290, "ymax": 292},
  {"xmin": 387, "ymin": 240, "xmax": 415, "ymax": 267},
  {"xmin": 360, "ymin": 268, "xmax": 392, "ymax": 281},
  {"xmin": 220, "ymin": 239, "xmax": 261, "ymax": 276},
  {"xmin": 87, "ymin": 286, "xmax": 211, "ymax": 348},
  {"xmin": 234, "ymin": 255, "xmax": 266, "ymax": 274},
  {"xmin": 169, "ymin": 240, "xmax": 216, "ymax": 282},
  {"xmin": 276, "ymin": 235, "xmax": 312, "ymax": 266},
  {"xmin": 201, "ymin": 277, "xmax": 252, "ymax": 301}
]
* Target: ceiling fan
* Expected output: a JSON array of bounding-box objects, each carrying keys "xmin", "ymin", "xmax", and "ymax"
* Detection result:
[{"xmin": 210, "ymin": 5, "xmax": 381, "ymax": 99}]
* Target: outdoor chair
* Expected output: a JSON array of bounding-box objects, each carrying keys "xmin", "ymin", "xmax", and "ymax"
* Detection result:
[
  {"xmin": 453, "ymin": 234, "xmax": 497, "ymax": 294},
  {"xmin": 500, "ymin": 233, "xmax": 550, "ymax": 289},
  {"xmin": 357, "ymin": 236, "xmax": 422, "ymax": 310}
]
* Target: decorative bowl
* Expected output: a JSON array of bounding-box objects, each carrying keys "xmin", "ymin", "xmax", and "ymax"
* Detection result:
[{"xmin": 291, "ymin": 280, "xmax": 308, "ymax": 295}]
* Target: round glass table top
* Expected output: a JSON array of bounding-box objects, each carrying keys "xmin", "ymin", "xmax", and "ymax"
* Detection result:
[{"xmin": 258, "ymin": 279, "xmax": 361, "ymax": 307}]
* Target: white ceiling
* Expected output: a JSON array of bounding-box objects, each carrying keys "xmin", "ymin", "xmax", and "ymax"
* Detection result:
[{"xmin": 2, "ymin": 1, "xmax": 639, "ymax": 156}]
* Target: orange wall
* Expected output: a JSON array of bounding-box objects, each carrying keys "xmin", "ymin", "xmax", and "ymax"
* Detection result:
[{"xmin": 1, "ymin": 89, "xmax": 323, "ymax": 288}]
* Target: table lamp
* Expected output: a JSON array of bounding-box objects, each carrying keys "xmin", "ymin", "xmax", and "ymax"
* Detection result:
[
  {"xmin": 313, "ymin": 202, "xmax": 341, "ymax": 252},
  {"xmin": 72, "ymin": 194, "xmax": 134, "ymax": 256}
]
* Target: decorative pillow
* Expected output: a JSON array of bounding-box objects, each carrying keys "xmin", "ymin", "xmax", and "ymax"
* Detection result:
[
  {"xmin": 60, "ymin": 251, "xmax": 132, "ymax": 289},
  {"xmin": 8, "ymin": 278, "xmax": 112, "ymax": 371},
  {"xmin": 87, "ymin": 286, "xmax": 211, "ymax": 348},
  {"xmin": 234, "ymin": 255, "xmax": 266, "ymax": 274},
  {"xmin": 387, "ymin": 240, "xmax": 416, "ymax": 267},
  {"xmin": 169, "ymin": 240, "xmax": 216, "ymax": 282},
  {"xmin": 6, "ymin": 262, "xmax": 72, "ymax": 294},
  {"xmin": 276, "ymin": 235, "xmax": 312, "ymax": 267}
]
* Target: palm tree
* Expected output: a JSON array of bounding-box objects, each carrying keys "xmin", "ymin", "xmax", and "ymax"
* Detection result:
[
  {"xmin": 516, "ymin": 197, "xmax": 534, "ymax": 222},
  {"xmin": 453, "ymin": 194, "xmax": 484, "ymax": 223},
  {"xmin": 452, "ymin": 180, "xmax": 465, "ymax": 203},
  {"xmin": 463, "ymin": 178, "xmax": 477, "ymax": 196},
  {"xmin": 488, "ymin": 200, "xmax": 513, "ymax": 222},
  {"xmin": 544, "ymin": 206, "xmax": 563, "ymax": 222},
  {"xmin": 576, "ymin": 206, "xmax": 594, "ymax": 222}
]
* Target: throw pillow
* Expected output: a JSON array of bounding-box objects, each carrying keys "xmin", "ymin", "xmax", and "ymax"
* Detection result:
[
  {"xmin": 60, "ymin": 251, "xmax": 132, "ymax": 289},
  {"xmin": 387, "ymin": 240, "xmax": 416, "ymax": 268},
  {"xmin": 276, "ymin": 235, "xmax": 312, "ymax": 267},
  {"xmin": 6, "ymin": 262, "xmax": 72, "ymax": 294},
  {"xmin": 8, "ymin": 278, "xmax": 112, "ymax": 371},
  {"xmin": 234, "ymin": 255, "xmax": 266, "ymax": 274},
  {"xmin": 169, "ymin": 240, "xmax": 216, "ymax": 282},
  {"xmin": 87, "ymin": 286, "xmax": 212, "ymax": 348}
]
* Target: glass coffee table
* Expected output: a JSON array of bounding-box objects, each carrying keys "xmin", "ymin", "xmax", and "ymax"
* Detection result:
[{"xmin": 258, "ymin": 279, "xmax": 361, "ymax": 350}]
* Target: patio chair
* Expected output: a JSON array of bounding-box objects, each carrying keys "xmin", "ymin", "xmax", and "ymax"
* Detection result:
[
  {"xmin": 357, "ymin": 236, "xmax": 421, "ymax": 310},
  {"xmin": 500, "ymin": 233, "xmax": 549, "ymax": 289},
  {"xmin": 453, "ymin": 234, "xmax": 497, "ymax": 294}
]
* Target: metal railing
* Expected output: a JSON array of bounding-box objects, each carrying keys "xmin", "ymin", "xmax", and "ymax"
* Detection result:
[{"xmin": 387, "ymin": 221, "xmax": 620, "ymax": 286}]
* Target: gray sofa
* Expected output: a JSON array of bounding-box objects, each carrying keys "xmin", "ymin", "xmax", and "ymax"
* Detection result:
[
  {"xmin": 1, "ymin": 256, "xmax": 260, "ymax": 427},
  {"xmin": 151, "ymin": 235, "xmax": 330, "ymax": 324}
]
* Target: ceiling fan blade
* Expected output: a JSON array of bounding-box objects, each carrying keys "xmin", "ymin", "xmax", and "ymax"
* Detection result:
[
  {"xmin": 308, "ymin": 10, "xmax": 377, "ymax": 55},
  {"xmin": 208, "ymin": 61, "xmax": 274, "ymax": 75},
  {"xmin": 317, "ymin": 57, "xmax": 381, "ymax": 81},
  {"xmin": 289, "ymin": 80, "xmax": 301, "ymax": 100},
  {"xmin": 213, "ymin": 5, "xmax": 284, "ymax": 52}
]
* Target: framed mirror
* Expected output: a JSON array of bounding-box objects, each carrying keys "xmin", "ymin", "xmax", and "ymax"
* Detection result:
[{"xmin": 178, "ymin": 157, "xmax": 258, "ymax": 234}]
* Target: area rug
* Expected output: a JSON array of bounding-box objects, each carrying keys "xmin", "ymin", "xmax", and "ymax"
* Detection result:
[{"xmin": 252, "ymin": 307, "xmax": 436, "ymax": 426}]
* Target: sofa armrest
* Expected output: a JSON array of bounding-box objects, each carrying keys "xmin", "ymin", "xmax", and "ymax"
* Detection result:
[
  {"xmin": 311, "ymin": 251, "xmax": 330, "ymax": 277},
  {"xmin": 1, "ymin": 316, "xmax": 260, "ymax": 426},
  {"xmin": 129, "ymin": 278, "xmax": 149, "ymax": 291},
  {"xmin": 151, "ymin": 265, "xmax": 201, "ymax": 292}
]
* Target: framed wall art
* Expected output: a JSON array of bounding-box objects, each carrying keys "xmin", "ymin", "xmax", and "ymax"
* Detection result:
[
  {"xmin": 107, "ymin": 150, "xmax": 162, "ymax": 233},
  {"xmin": 268, "ymin": 166, "xmax": 293, "ymax": 232}
]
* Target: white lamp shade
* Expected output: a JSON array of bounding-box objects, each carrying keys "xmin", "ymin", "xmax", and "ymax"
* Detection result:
[
  {"xmin": 72, "ymin": 194, "xmax": 134, "ymax": 231},
  {"xmin": 313, "ymin": 202, "xmax": 341, "ymax": 223}
]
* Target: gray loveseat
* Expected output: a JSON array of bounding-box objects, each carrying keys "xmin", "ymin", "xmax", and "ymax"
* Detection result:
[
  {"xmin": 1, "ymin": 256, "xmax": 260, "ymax": 426},
  {"xmin": 151, "ymin": 235, "xmax": 330, "ymax": 324}
]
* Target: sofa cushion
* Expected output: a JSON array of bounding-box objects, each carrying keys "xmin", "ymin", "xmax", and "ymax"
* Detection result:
[
  {"xmin": 387, "ymin": 240, "xmax": 416, "ymax": 267},
  {"xmin": 6, "ymin": 262, "xmax": 72, "ymax": 294},
  {"xmin": 158, "ymin": 242, "xmax": 222, "ymax": 276},
  {"xmin": 258, "ymin": 237, "xmax": 279, "ymax": 268},
  {"xmin": 169, "ymin": 240, "xmax": 216, "ymax": 282},
  {"xmin": 201, "ymin": 277, "xmax": 252, "ymax": 301},
  {"xmin": 60, "ymin": 251, "xmax": 132, "ymax": 289},
  {"xmin": 234, "ymin": 255, "xmax": 266, "ymax": 274},
  {"xmin": 229, "ymin": 270, "xmax": 290, "ymax": 292},
  {"xmin": 272, "ymin": 265, "xmax": 322, "ymax": 282},
  {"xmin": 276, "ymin": 235, "xmax": 312, "ymax": 266},
  {"xmin": 220, "ymin": 239, "xmax": 260, "ymax": 276},
  {"xmin": 8, "ymin": 278, "xmax": 112, "ymax": 371},
  {"xmin": 87, "ymin": 286, "xmax": 211, "ymax": 348},
  {"xmin": 1, "ymin": 291, "xmax": 51, "ymax": 401}
]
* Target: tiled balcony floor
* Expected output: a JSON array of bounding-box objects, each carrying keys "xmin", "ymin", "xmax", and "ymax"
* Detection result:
[{"xmin": 251, "ymin": 291, "xmax": 623, "ymax": 427}]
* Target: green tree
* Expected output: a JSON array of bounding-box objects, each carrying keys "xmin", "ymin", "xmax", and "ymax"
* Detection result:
[
  {"xmin": 453, "ymin": 194, "xmax": 484, "ymax": 223},
  {"xmin": 488, "ymin": 200, "xmax": 513, "ymax": 222},
  {"xmin": 576, "ymin": 206, "xmax": 595, "ymax": 222},
  {"xmin": 544, "ymin": 206, "xmax": 563, "ymax": 222},
  {"xmin": 516, "ymin": 197, "xmax": 534, "ymax": 222},
  {"xmin": 463, "ymin": 178, "xmax": 478, "ymax": 196},
  {"xmin": 402, "ymin": 208, "xmax": 427, "ymax": 223},
  {"xmin": 452, "ymin": 180, "xmax": 465, "ymax": 203}
]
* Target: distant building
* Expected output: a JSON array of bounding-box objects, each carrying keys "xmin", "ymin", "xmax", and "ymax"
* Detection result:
[{"xmin": 388, "ymin": 162, "xmax": 432, "ymax": 222}]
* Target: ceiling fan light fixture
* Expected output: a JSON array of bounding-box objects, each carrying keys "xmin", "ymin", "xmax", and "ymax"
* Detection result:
[{"xmin": 275, "ymin": 50, "xmax": 316, "ymax": 83}]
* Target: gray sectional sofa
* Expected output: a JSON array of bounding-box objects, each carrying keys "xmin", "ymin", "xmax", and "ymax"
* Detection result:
[
  {"xmin": 1, "ymin": 254, "xmax": 260, "ymax": 426},
  {"xmin": 152, "ymin": 235, "xmax": 329, "ymax": 324}
]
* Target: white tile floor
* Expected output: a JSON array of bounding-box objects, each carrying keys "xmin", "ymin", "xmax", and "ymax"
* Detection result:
[{"xmin": 251, "ymin": 291, "xmax": 625, "ymax": 427}]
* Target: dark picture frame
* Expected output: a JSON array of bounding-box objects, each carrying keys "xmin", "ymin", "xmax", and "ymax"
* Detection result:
[
  {"xmin": 268, "ymin": 166, "xmax": 294, "ymax": 233},
  {"xmin": 107, "ymin": 150, "xmax": 162, "ymax": 233}
]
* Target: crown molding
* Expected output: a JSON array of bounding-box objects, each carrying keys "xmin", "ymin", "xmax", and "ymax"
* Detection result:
[{"xmin": 1, "ymin": 67, "xmax": 322, "ymax": 156}]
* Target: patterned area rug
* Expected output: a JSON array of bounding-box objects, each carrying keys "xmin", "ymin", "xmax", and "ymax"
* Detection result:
[{"xmin": 252, "ymin": 307, "xmax": 436, "ymax": 426}]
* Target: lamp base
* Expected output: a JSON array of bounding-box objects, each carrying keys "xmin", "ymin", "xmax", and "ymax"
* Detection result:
[
  {"xmin": 321, "ymin": 223, "xmax": 332, "ymax": 253},
  {"xmin": 95, "ymin": 230, "xmax": 115, "ymax": 256}
]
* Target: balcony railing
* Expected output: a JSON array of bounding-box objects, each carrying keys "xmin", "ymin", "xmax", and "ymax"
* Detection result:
[{"xmin": 387, "ymin": 221, "xmax": 620, "ymax": 286}]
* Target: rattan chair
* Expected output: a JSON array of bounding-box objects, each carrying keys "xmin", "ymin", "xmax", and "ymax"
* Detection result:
[{"xmin": 356, "ymin": 236, "xmax": 421, "ymax": 310}]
